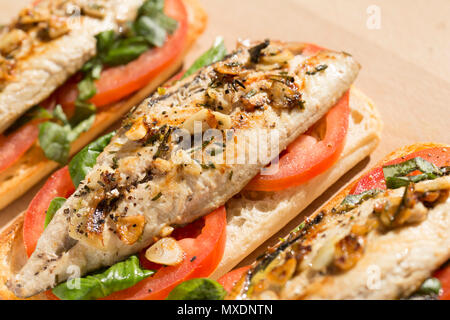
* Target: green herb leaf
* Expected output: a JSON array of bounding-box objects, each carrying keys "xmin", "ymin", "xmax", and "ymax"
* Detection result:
[
  {"xmin": 102, "ymin": 37, "xmax": 150, "ymax": 66},
  {"xmin": 44, "ymin": 197, "xmax": 66, "ymax": 228},
  {"xmin": 77, "ymin": 76, "xmax": 97, "ymax": 101},
  {"xmin": 135, "ymin": 15, "xmax": 167, "ymax": 47},
  {"xmin": 96, "ymin": 30, "xmax": 116, "ymax": 55},
  {"xmin": 38, "ymin": 122, "xmax": 71, "ymax": 164},
  {"xmin": 138, "ymin": 0, "xmax": 164, "ymax": 16},
  {"xmin": 182, "ymin": 37, "xmax": 227, "ymax": 79},
  {"xmin": 69, "ymin": 132, "xmax": 115, "ymax": 187},
  {"xmin": 383, "ymin": 157, "xmax": 442, "ymax": 189},
  {"xmin": 52, "ymin": 104, "xmax": 68, "ymax": 125},
  {"xmin": 166, "ymin": 278, "xmax": 227, "ymax": 300},
  {"xmin": 416, "ymin": 277, "xmax": 442, "ymax": 296},
  {"xmin": 52, "ymin": 256, "xmax": 154, "ymax": 300},
  {"xmin": 340, "ymin": 189, "xmax": 382, "ymax": 212},
  {"xmin": 70, "ymin": 100, "xmax": 97, "ymax": 127},
  {"xmin": 67, "ymin": 114, "xmax": 95, "ymax": 142},
  {"xmin": 150, "ymin": 11, "xmax": 178, "ymax": 34},
  {"xmin": 38, "ymin": 108, "xmax": 95, "ymax": 165}
]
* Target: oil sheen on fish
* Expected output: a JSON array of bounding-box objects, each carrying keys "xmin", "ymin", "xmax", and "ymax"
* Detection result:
[
  {"xmin": 9, "ymin": 40, "xmax": 360, "ymax": 297},
  {"xmin": 0, "ymin": 0, "xmax": 144, "ymax": 133},
  {"xmin": 229, "ymin": 175, "xmax": 450, "ymax": 300}
]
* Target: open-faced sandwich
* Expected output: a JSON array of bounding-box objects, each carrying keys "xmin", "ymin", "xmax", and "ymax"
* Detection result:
[
  {"xmin": 0, "ymin": 0, "xmax": 207, "ymax": 210},
  {"xmin": 172, "ymin": 143, "xmax": 449, "ymax": 300},
  {"xmin": 0, "ymin": 39, "xmax": 382, "ymax": 300}
]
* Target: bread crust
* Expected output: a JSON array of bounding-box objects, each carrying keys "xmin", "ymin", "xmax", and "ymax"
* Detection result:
[{"xmin": 0, "ymin": 0, "xmax": 207, "ymax": 210}]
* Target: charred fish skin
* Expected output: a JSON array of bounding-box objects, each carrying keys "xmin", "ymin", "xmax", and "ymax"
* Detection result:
[
  {"xmin": 9, "ymin": 40, "xmax": 360, "ymax": 298},
  {"xmin": 231, "ymin": 175, "xmax": 450, "ymax": 300},
  {"xmin": 0, "ymin": 0, "xmax": 144, "ymax": 133}
]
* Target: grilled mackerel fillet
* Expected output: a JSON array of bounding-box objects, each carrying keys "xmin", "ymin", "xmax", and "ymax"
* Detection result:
[
  {"xmin": 0, "ymin": 0, "xmax": 144, "ymax": 133},
  {"xmin": 229, "ymin": 175, "xmax": 450, "ymax": 300},
  {"xmin": 9, "ymin": 40, "xmax": 360, "ymax": 297}
]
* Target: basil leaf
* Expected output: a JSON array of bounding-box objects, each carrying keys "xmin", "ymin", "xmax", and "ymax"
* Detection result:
[
  {"xmin": 52, "ymin": 256, "xmax": 154, "ymax": 300},
  {"xmin": 39, "ymin": 109, "xmax": 95, "ymax": 165},
  {"xmin": 102, "ymin": 37, "xmax": 150, "ymax": 66},
  {"xmin": 150, "ymin": 11, "xmax": 178, "ymax": 34},
  {"xmin": 383, "ymin": 157, "xmax": 442, "ymax": 189},
  {"xmin": 67, "ymin": 114, "xmax": 95, "ymax": 142},
  {"xmin": 38, "ymin": 122, "xmax": 71, "ymax": 164},
  {"xmin": 167, "ymin": 278, "xmax": 227, "ymax": 300},
  {"xmin": 385, "ymin": 174, "xmax": 431, "ymax": 189},
  {"xmin": 77, "ymin": 76, "xmax": 97, "ymax": 101},
  {"xmin": 44, "ymin": 197, "xmax": 66, "ymax": 228},
  {"xmin": 417, "ymin": 278, "xmax": 442, "ymax": 296},
  {"xmin": 182, "ymin": 37, "xmax": 227, "ymax": 79},
  {"xmin": 138, "ymin": 0, "xmax": 164, "ymax": 16},
  {"xmin": 135, "ymin": 15, "xmax": 167, "ymax": 47},
  {"xmin": 70, "ymin": 100, "xmax": 96, "ymax": 127},
  {"xmin": 69, "ymin": 132, "xmax": 115, "ymax": 187},
  {"xmin": 52, "ymin": 104, "xmax": 68, "ymax": 125},
  {"xmin": 95, "ymin": 30, "xmax": 116, "ymax": 56},
  {"xmin": 339, "ymin": 189, "xmax": 382, "ymax": 212}
]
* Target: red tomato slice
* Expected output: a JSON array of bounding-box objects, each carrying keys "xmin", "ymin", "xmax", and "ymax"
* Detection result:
[
  {"xmin": 434, "ymin": 264, "xmax": 450, "ymax": 300},
  {"xmin": 57, "ymin": 0, "xmax": 188, "ymax": 111},
  {"xmin": 23, "ymin": 166, "xmax": 75, "ymax": 257},
  {"xmin": 218, "ymin": 266, "xmax": 251, "ymax": 293},
  {"xmin": 0, "ymin": 122, "xmax": 39, "ymax": 172},
  {"xmin": 351, "ymin": 147, "xmax": 450, "ymax": 195},
  {"xmin": 245, "ymin": 91, "xmax": 350, "ymax": 191},
  {"xmin": 0, "ymin": 95, "xmax": 57, "ymax": 174},
  {"xmin": 102, "ymin": 206, "xmax": 227, "ymax": 300}
]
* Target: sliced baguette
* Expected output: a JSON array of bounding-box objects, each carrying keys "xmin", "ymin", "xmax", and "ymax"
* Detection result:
[
  {"xmin": 0, "ymin": 87, "xmax": 382, "ymax": 299},
  {"xmin": 0, "ymin": 0, "xmax": 207, "ymax": 210}
]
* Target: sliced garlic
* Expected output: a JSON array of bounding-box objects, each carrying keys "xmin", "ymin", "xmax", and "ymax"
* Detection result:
[
  {"xmin": 116, "ymin": 215, "xmax": 145, "ymax": 245},
  {"xmin": 125, "ymin": 117, "xmax": 147, "ymax": 141},
  {"xmin": 160, "ymin": 225, "xmax": 174, "ymax": 237},
  {"xmin": 145, "ymin": 237, "xmax": 184, "ymax": 266},
  {"xmin": 182, "ymin": 109, "xmax": 232, "ymax": 134},
  {"xmin": 0, "ymin": 29, "xmax": 27, "ymax": 56}
]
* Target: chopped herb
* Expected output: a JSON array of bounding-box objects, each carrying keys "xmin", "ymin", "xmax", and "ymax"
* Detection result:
[
  {"xmin": 292, "ymin": 222, "xmax": 306, "ymax": 233},
  {"xmin": 383, "ymin": 157, "xmax": 443, "ymax": 189},
  {"xmin": 339, "ymin": 189, "xmax": 382, "ymax": 212},
  {"xmin": 152, "ymin": 192, "xmax": 163, "ymax": 201},
  {"xmin": 200, "ymin": 162, "xmax": 216, "ymax": 170},
  {"xmin": 249, "ymin": 39, "xmax": 270, "ymax": 64},
  {"xmin": 306, "ymin": 64, "xmax": 328, "ymax": 75}
]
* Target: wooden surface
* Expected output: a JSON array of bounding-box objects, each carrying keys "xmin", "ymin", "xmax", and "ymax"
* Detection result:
[{"xmin": 0, "ymin": 0, "xmax": 449, "ymax": 265}]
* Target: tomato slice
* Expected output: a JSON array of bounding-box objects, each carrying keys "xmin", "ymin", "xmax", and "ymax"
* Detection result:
[
  {"xmin": 218, "ymin": 266, "xmax": 251, "ymax": 293},
  {"xmin": 57, "ymin": 0, "xmax": 188, "ymax": 110},
  {"xmin": 246, "ymin": 91, "xmax": 350, "ymax": 191},
  {"xmin": 102, "ymin": 206, "xmax": 227, "ymax": 300},
  {"xmin": 351, "ymin": 147, "xmax": 450, "ymax": 195},
  {"xmin": 23, "ymin": 166, "xmax": 75, "ymax": 257},
  {"xmin": 0, "ymin": 122, "xmax": 39, "ymax": 172},
  {"xmin": 0, "ymin": 95, "xmax": 57, "ymax": 173},
  {"xmin": 434, "ymin": 264, "xmax": 450, "ymax": 300}
]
